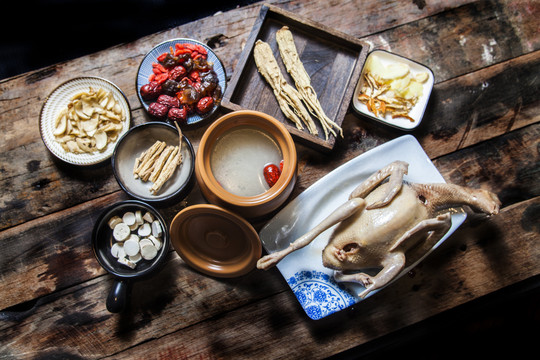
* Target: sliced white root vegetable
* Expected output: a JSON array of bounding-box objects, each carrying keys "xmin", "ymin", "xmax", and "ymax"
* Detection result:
[
  {"xmin": 135, "ymin": 210, "xmax": 144, "ymax": 225},
  {"xmin": 129, "ymin": 253, "xmax": 142, "ymax": 263},
  {"xmin": 380, "ymin": 63, "xmax": 410, "ymax": 80},
  {"xmin": 151, "ymin": 220, "xmax": 163, "ymax": 237},
  {"xmin": 139, "ymin": 238, "xmax": 154, "ymax": 248},
  {"xmin": 123, "ymin": 238, "xmax": 140, "ymax": 256},
  {"xmin": 111, "ymin": 242, "xmax": 124, "ymax": 258},
  {"xmin": 107, "ymin": 212, "xmax": 164, "ymax": 270},
  {"xmin": 149, "ymin": 235, "xmax": 162, "ymax": 250},
  {"xmin": 113, "ymin": 223, "xmax": 131, "ymax": 241},
  {"xmin": 122, "ymin": 212, "xmax": 136, "ymax": 226},
  {"xmin": 118, "ymin": 257, "xmax": 137, "ymax": 269},
  {"xmin": 415, "ymin": 72, "xmax": 429, "ymax": 83},
  {"xmin": 141, "ymin": 244, "xmax": 158, "ymax": 260},
  {"xmin": 143, "ymin": 211, "xmax": 154, "ymax": 223},
  {"xmin": 138, "ymin": 223, "xmax": 152, "ymax": 237},
  {"xmin": 128, "ymin": 234, "xmax": 140, "ymax": 242},
  {"xmin": 94, "ymin": 130, "xmax": 108, "ymax": 150},
  {"xmin": 108, "ymin": 216, "xmax": 122, "ymax": 229}
]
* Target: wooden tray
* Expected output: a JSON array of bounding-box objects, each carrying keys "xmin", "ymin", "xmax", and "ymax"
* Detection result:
[{"xmin": 221, "ymin": 4, "xmax": 370, "ymax": 152}]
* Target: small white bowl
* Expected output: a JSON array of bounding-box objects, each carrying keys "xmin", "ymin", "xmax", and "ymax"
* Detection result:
[
  {"xmin": 112, "ymin": 122, "xmax": 195, "ymax": 206},
  {"xmin": 352, "ymin": 50, "xmax": 434, "ymax": 130}
]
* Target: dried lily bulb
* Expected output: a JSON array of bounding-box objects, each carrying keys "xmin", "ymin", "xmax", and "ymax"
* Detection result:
[{"xmin": 54, "ymin": 86, "xmax": 125, "ymax": 154}]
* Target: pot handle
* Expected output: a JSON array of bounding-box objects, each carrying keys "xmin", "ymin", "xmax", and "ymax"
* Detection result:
[{"xmin": 106, "ymin": 279, "xmax": 131, "ymax": 313}]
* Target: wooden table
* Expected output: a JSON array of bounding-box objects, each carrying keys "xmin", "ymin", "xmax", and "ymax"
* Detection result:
[{"xmin": 1, "ymin": 0, "xmax": 538, "ymax": 358}]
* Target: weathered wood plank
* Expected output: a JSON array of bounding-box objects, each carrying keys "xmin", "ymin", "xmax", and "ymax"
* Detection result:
[
  {"xmin": 2, "ymin": 194, "xmax": 534, "ymax": 359},
  {"xmin": 1, "ymin": 107, "xmax": 538, "ymax": 314},
  {"xmin": 0, "ymin": 251, "xmax": 287, "ymax": 359},
  {"xmin": 1, "ymin": 1, "xmax": 539, "ymax": 359},
  {"xmin": 2, "ymin": 117, "xmax": 536, "ymax": 313},
  {"xmin": 112, "ymin": 197, "xmax": 536, "ymax": 359},
  {"xmin": 359, "ymin": 0, "xmax": 540, "ymax": 82}
]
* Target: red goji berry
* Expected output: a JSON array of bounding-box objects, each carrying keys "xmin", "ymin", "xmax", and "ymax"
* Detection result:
[
  {"xmin": 189, "ymin": 71, "xmax": 200, "ymax": 82},
  {"xmin": 157, "ymin": 53, "xmax": 167, "ymax": 62},
  {"xmin": 155, "ymin": 73, "xmax": 169, "ymax": 84},
  {"xmin": 195, "ymin": 44, "xmax": 207, "ymax": 55}
]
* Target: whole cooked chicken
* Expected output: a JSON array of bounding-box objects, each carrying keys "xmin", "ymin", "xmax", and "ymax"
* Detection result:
[{"xmin": 257, "ymin": 161, "xmax": 500, "ymax": 298}]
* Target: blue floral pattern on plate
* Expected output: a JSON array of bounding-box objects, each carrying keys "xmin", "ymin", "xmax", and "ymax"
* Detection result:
[{"xmin": 288, "ymin": 270, "xmax": 356, "ymax": 320}]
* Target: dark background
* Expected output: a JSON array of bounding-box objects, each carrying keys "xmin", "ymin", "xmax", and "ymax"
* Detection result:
[
  {"xmin": 0, "ymin": 0, "xmax": 258, "ymax": 80},
  {"xmin": 2, "ymin": 0, "xmax": 538, "ymax": 358}
]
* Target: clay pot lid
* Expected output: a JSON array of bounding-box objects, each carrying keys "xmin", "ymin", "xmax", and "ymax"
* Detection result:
[{"xmin": 170, "ymin": 204, "xmax": 262, "ymax": 277}]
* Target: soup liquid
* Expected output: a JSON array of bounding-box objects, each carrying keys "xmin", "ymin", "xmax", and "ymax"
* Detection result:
[{"xmin": 210, "ymin": 126, "xmax": 283, "ymax": 197}]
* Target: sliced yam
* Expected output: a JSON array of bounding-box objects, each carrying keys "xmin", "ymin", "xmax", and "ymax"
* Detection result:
[
  {"xmin": 113, "ymin": 222, "xmax": 131, "ymax": 241},
  {"xmin": 140, "ymin": 243, "xmax": 158, "ymax": 260},
  {"xmin": 123, "ymin": 238, "xmax": 140, "ymax": 257}
]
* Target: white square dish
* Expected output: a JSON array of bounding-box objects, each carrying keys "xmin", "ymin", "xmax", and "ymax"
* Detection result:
[{"xmin": 352, "ymin": 50, "xmax": 434, "ymax": 130}]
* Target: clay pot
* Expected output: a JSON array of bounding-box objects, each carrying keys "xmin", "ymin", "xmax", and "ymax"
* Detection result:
[{"xmin": 195, "ymin": 110, "xmax": 297, "ymax": 219}]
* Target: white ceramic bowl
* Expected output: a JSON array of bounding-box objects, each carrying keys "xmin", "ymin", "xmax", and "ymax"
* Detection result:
[{"xmin": 40, "ymin": 76, "xmax": 131, "ymax": 165}]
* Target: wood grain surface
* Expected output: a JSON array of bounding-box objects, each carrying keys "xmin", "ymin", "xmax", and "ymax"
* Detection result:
[{"xmin": 1, "ymin": 0, "xmax": 538, "ymax": 359}]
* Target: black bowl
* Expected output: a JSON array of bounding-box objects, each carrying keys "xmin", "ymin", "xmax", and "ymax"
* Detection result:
[{"xmin": 92, "ymin": 200, "xmax": 170, "ymax": 312}]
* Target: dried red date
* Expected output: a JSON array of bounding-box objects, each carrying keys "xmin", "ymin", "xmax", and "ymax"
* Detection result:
[
  {"xmin": 143, "ymin": 42, "xmax": 222, "ymax": 121},
  {"xmin": 196, "ymin": 96, "xmax": 214, "ymax": 114},
  {"xmin": 168, "ymin": 65, "xmax": 187, "ymax": 81},
  {"xmin": 263, "ymin": 164, "xmax": 281, "ymax": 188},
  {"xmin": 148, "ymin": 102, "xmax": 169, "ymax": 119},
  {"xmin": 157, "ymin": 94, "xmax": 180, "ymax": 108},
  {"xmin": 168, "ymin": 107, "xmax": 187, "ymax": 123},
  {"xmin": 140, "ymin": 82, "xmax": 162, "ymax": 100}
]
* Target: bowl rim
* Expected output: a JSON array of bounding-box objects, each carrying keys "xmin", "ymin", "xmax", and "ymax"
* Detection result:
[
  {"xmin": 91, "ymin": 199, "xmax": 170, "ymax": 279},
  {"xmin": 111, "ymin": 121, "xmax": 195, "ymax": 205},
  {"xmin": 195, "ymin": 110, "xmax": 297, "ymax": 208}
]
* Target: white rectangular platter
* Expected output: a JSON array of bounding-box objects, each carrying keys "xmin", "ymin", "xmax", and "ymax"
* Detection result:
[{"xmin": 259, "ymin": 135, "xmax": 466, "ymax": 320}]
